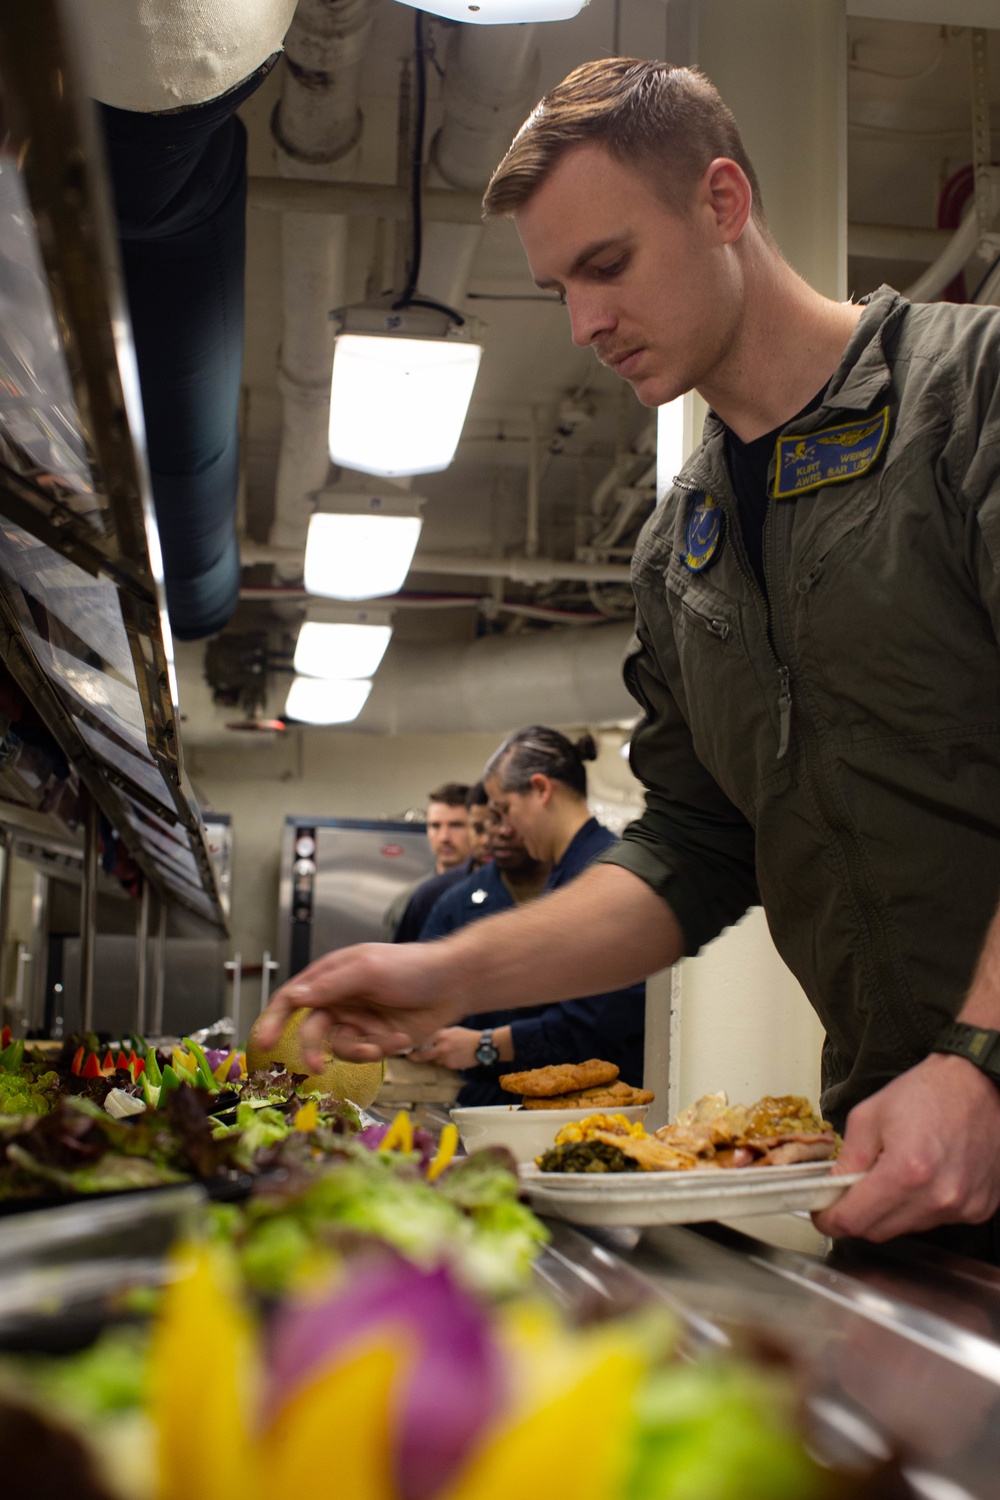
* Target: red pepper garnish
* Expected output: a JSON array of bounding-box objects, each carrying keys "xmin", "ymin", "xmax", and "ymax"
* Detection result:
[
  {"xmin": 70, "ymin": 1045, "xmax": 85, "ymax": 1076},
  {"xmin": 81, "ymin": 1052, "xmax": 102, "ymax": 1079},
  {"xmin": 115, "ymin": 1049, "xmax": 129, "ymax": 1072},
  {"xmin": 101, "ymin": 1050, "xmax": 116, "ymax": 1075},
  {"xmin": 0, "ymin": 1025, "xmax": 9, "ymax": 1049},
  {"xmin": 129, "ymin": 1055, "xmax": 145, "ymax": 1080}
]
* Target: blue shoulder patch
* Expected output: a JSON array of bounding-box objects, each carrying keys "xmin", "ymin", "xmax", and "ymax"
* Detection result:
[
  {"xmin": 773, "ymin": 406, "xmax": 890, "ymax": 499},
  {"xmin": 683, "ymin": 492, "xmax": 723, "ymax": 572}
]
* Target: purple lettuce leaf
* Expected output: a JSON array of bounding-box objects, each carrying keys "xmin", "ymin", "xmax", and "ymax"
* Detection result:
[{"xmin": 266, "ymin": 1258, "xmax": 506, "ymax": 1500}]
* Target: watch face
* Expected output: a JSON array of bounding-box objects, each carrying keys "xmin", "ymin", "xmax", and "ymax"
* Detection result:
[{"xmin": 475, "ymin": 1041, "xmax": 499, "ymax": 1066}]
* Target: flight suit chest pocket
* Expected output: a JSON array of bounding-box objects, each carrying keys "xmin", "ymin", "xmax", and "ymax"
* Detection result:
[
  {"xmin": 658, "ymin": 562, "xmax": 763, "ymax": 812},
  {"xmin": 662, "ymin": 557, "xmax": 739, "ymax": 644}
]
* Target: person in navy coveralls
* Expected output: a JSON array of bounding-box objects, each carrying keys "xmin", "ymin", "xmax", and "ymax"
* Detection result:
[{"xmin": 417, "ymin": 726, "xmax": 646, "ymax": 1098}]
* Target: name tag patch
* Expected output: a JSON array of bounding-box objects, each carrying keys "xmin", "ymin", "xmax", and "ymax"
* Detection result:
[
  {"xmin": 683, "ymin": 492, "xmax": 723, "ymax": 571},
  {"xmin": 773, "ymin": 406, "xmax": 890, "ymax": 499}
]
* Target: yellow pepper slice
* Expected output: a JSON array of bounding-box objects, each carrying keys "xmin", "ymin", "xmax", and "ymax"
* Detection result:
[
  {"xmin": 378, "ymin": 1110, "xmax": 413, "ymax": 1154},
  {"xmin": 294, "ymin": 1099, "xmax": 319, "ymax": 1132},
  {"xmin": 172, "ymin": 1047, "xmax": 197, "ymax": 1078},
  {"xmin": 426, "ymin": 1122, "xmax": 459, "ymax": 1181},
  {"xmin": 212, "ymin": 1050, "xmax": 236, "ymax": 1086}
]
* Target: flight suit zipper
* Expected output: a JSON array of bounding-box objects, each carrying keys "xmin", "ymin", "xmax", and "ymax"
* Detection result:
[
  {"xmin": 776, "ymin": 667, "xmax": 792, "ymax": 758},
  {"xmin": 762, "ymin": 472, "xmax": 928, "ymax": 1059},
  {"xmin": 679, "ymin": 477, "xmax": 793, "ymax": 760}
]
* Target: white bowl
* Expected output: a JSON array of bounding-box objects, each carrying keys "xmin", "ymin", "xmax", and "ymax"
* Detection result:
[{"xmin": 450, "ymin": 1103, "xmax": 649, "ymax": 1164}]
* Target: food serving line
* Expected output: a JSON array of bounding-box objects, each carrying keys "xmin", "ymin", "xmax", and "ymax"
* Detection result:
[
  {"xmin": 2, "ymin": 11, "xmax": 999, "ymax": 1500},
  {"xmin": 3, "ymin": 1141, "xmax": 1000, "ymax": 1500}
]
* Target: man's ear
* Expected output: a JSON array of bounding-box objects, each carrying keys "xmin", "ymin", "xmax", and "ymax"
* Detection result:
[
  {"xmin": 530, "ymin": 773, "xmax": 554, "ymax": 804},
  {"xmin": 698, "ymin": 156, "xmax": 753, "ymax": 246}
]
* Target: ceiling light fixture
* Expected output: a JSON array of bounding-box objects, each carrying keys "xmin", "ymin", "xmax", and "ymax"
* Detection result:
[
  {"xmin": 293, "ymin": 606, "xmax": 393, "ymax": 680},
  {"xmin": 284, "ymin": 676, "xmax": 373, "ymax": 726},
  {"xmin": 303, "ymin": 494, "xmax": 423, "ymax": 601},
  {"xmin": 394, "ymin": 0, "xmax": 587, "ymax": 23},
  {"xmin": 327, "ymin": 13, "xmax": 483, "ymax": 480},
  {"xmin": 328, "ymin": 303, "xmax": 482, "ymax": 478}
]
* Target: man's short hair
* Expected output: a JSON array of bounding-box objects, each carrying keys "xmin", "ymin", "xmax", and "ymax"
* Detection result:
[
  {"xmin": 466, "ymin": 781, "xmax": 489, "ymax": 810},
  {"xmin": 428, "ymin": 782, "xmax": 471, "ymax": 808},
  {"xmin": 482, "ymin": 57, "xmax": 766, "ymax": 229}
]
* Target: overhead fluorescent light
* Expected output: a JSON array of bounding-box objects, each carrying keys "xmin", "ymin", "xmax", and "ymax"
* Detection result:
[
  {"xmin": 284, "ymin": 676, "xmax": 372, "ymax": 726},
  {"xmin": 304, "ymin": 495, "xmax": 423, "ymax": 601},
  {"xmin": 393, "ymin": 0, "xmax": 586, "ymax": 22},
  {"xmin": 294, "ymin": 614, "xmax": 393, "ymax": 681},
  {"xmin": 327, "ymin": 301, "xmax": 483, "ymax": 478},
  {"xmin": 329, "ymin": 334, "xmax": 482, "ymax": 477}
]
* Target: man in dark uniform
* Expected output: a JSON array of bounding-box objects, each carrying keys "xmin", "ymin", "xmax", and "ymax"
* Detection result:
[
  {"xmin": 262, "ymin": 59, "xmax": 1000, "ymax": 1256},
  {"xmin": 385, "ymin": 782, "xmax": 477, "ymax": 942},
  {"xmin": 415, "ymin": 804, "xmax": 550, "ymax": 1103}
]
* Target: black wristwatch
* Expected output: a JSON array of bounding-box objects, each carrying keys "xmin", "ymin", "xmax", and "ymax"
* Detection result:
[
  {"xmin": 474, "ymin": 1028, "xmax": 499, "ymax": 1067},
  {"xmin": 931, "ymin": 1021, "xmax": 1000, "ymax": 1082}
]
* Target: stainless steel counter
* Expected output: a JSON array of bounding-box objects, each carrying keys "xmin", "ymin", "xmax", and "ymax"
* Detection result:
[{"xmin": 533, "ymin": 1213, "xmax": 1000, "ymax": 1500}]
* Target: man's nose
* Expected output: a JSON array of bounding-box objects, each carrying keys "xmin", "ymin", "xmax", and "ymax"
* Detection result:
[{"xmin": 566, "ymin": 289, "xmax": 615, "ymax": 349}]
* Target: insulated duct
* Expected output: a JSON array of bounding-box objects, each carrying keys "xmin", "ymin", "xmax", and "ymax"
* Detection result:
[{"xmin": 268, "ymin": 0, "xmax": 374, "ymax": 567}]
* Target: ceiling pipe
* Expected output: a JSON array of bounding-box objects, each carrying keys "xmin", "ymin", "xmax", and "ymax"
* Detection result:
[
  {"xmin": 251, "ymin": 189, "xmax": 957, "ymax": 259},
  {"xmin": 248, "ymin": 175, "xmax": 483, "ymax": 222},
  {"xmin": 903, "ymin": 207, "xmax": 979, "ymax": 303},
  {"xmin": 240, "ymin": 540, "xmax": 632, "ymax": 583},
  {"xmin": 267, "ymin": 0, "xmax": 374, "ymax": 573},
  {"xmin": 417, "ymin": 24, "xmax": 540, "ymax": 310},
  {"xmin": 357, "ymin": 623, "xmax": 636, "ymax": 734},
  {"xmin": 848, "ymin": 222, "xmax": 953, "ymax": 262}
]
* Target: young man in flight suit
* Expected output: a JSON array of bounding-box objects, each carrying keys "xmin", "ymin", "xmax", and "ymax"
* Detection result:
[{"xmin": 261, "ymin": 58, "xmax": 1000, "ymax": 1259}]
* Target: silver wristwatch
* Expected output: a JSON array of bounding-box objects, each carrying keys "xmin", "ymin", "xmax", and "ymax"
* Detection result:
[{"xmin": 474, "ymin": 1028, "xmax": 499, "ymax": 1067}]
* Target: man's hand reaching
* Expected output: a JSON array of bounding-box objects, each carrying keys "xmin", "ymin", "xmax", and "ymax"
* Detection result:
[
  {"xmin": 256, "ymin": 865, "xmax": 680, "ymax": 1074},
  {"xmin": 814, "ymin": 1052, "xmax": 1000, "ymax": 1241},
  {"xmin": 256, "ymin": 942, "xmax": 464, "ymax": 1070}
]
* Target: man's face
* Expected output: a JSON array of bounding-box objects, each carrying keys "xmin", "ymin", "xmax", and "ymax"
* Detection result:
[
  {"xmin": 483, "ymin": 775, "xmax": 548, "ymax": 864},
  {"xmin": 514, "ymin": 142, "xmax": 742, "ymax": 409},
  {"xmin": 480, "ymin": 804, "xmax": 534, "ymax": 873},
  {"xmin": 426, "ymin": 800, "xmax": 472, "ymax": 872},
  {"xmin": 468, "ymin": 802, "xmax": 492, "ymax": 867}
]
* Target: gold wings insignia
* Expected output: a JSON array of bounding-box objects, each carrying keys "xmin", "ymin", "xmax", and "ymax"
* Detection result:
[{"xmin": 815, "ymin": 417, "xmax": 883, "ymax": 448}]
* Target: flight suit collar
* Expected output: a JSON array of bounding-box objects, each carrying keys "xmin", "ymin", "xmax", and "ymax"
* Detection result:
[{"xmin": 672, "ymin": 284, "xmax": 908, "ymax": 497}]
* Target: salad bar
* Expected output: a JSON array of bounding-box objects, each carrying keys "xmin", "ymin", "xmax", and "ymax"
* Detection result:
[{"xmin": 1, "ymin": 1028, "xmax": 1000, "ymax": 1500}]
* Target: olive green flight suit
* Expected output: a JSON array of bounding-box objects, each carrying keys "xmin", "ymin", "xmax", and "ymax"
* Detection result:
[{"xmin": 599, "ymin": 286, "xmax": 1000, "ymax": 1126}]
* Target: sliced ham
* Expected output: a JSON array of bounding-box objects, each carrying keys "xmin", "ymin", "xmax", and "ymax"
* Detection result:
[{"xmin": 753, "ymin": 1132, "xmax": 839, "ymax": 1166}]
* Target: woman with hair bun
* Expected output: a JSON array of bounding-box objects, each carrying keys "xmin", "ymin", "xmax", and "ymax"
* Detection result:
[{"xmin": 417, "ymin": 725, "xmax": 645, "ymax": 1093}]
